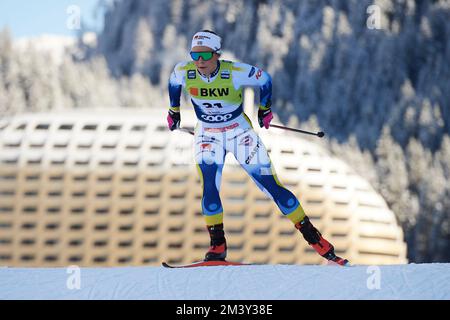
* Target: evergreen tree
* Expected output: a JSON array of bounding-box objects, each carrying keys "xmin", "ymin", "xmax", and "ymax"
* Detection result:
[{"xmin": 376, "ymin": 127, "xmax": 416, "ymax": 231}]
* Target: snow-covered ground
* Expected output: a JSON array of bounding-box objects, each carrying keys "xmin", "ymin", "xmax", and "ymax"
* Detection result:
[{"xmin": 0, "ymin": 264, "xmax": 449, "ymax": 300}]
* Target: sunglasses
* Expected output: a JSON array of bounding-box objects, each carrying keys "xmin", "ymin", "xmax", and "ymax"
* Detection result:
[{"xmin": 190, "ymin": 51, "xmax": 215, "ymax": 61}]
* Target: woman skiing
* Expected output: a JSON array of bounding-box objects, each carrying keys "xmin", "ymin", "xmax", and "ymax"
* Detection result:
[{"xmin": 167, "ymin": 30, "xmax": 348, "ymax": 266}]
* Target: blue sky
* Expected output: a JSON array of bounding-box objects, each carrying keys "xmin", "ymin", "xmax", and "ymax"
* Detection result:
[{"xmin": 0, "ymin": 0, "xmax": 105, "ymax": 38}]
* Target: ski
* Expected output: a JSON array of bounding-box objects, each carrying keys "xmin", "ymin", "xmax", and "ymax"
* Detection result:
[
  {"xmin": 327, "ymin": 256, "xmax": 351, "ymax": 267},
  {"xmin": 162, "ymin": 259, "xmax": 350, "ymax": 268},
  {"xmin": 162, "ymin": 260, "xmax": 250, "ymax": 268}
]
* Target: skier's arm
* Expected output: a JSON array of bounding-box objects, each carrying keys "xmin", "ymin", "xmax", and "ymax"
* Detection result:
[
  {"xmin": 167, "ymin": 62, "xmax": 185, "ymax": 130},
  {"xmin": 233, "ymin": 62, "xmax": 273, "ymax": 128}
]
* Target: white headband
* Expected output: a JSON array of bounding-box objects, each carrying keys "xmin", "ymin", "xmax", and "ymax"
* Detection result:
[{"xmin": 191, "ymin": 31, "xmax": 222, "ymax": 53}]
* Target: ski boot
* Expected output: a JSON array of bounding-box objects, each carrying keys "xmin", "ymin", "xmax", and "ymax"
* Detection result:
[
  {"xmin": 295, "ymin": 216, "xmax": 350, "ymax": 266},
  {"xmin": 204, "ymin": 223, "xmax": 227, "ymax": 261}
]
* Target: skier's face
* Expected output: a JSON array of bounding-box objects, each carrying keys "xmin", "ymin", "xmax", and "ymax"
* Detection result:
[{"xmin": 191, "ymin": 46, "xmax": 219, "ymax": 76}]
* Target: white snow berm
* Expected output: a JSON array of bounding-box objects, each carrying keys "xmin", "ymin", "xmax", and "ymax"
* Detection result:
[{"xmin": 0, "ymin": 263, "xmax": 449, "ymax": 299}]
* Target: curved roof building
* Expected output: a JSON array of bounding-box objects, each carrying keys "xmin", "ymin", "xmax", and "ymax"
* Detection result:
[{"xmin": 0, "ymin": 109, "xmax": 407, "ymax": 266}]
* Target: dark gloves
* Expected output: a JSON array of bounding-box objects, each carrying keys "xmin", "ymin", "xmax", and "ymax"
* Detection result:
[
  {"xmin": 167, "ymin": 109, "xmax": 180, "ymax": 131},
  {"xmin": 258, "ymin": 106, "xmax": 273, "ymax": 129}
]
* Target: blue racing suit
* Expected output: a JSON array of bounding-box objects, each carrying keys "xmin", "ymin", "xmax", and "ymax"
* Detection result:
[{"xmin": 168, "ymin": 60, "xmax": 306, "ymax": 226}]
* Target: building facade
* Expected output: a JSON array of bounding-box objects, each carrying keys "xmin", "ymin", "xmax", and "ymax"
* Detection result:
[{"xmin": 0, "ymin": 109, "xmax": 407, "ymax": 266}]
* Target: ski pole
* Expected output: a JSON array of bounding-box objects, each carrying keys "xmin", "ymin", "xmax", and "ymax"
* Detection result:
[
  {"xmin": 270, "ymin": 124, "xmax": 325, "ymax": 138},
  {"xmin": 178, "ymin": 125, "xmax": 324, "ymax": 138},
  {"xmin": 178, "ymin": 127, "xmax": 195, "ymax": 136}
]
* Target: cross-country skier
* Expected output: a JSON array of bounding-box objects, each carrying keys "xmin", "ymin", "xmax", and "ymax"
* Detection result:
[{"xmin": 167, "ymin": 30, "xmax": 349, "ymax": 266}]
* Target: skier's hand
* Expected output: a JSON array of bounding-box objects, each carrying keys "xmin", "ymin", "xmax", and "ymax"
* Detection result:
[
  {"xmin": 167, "ymin": 109, "xmax": 180, "ymax": 131},
  {"xmin": 258, "ymin": 107, "xmax": 273, "ymax": 129}
]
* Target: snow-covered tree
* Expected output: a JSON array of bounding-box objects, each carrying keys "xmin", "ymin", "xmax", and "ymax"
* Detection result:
[{"xmin": 2, "ymin": 0, "xmax": 450, "ymax": 262}]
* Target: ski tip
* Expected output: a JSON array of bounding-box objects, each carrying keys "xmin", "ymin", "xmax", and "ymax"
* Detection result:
[{"xmin": 161, "ymin": 262, "xmax": 174, "ymax": 268}]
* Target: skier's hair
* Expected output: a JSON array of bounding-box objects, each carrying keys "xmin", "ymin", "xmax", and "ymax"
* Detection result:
[{"xmin": 201, "ymin": 29, "xmax": 219, "ymax": 36}]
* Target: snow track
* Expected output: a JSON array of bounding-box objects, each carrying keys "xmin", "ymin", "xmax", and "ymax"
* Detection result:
[{"xmin": 1, "ymin": 264, "xmax": 449, "ymax": 299}]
